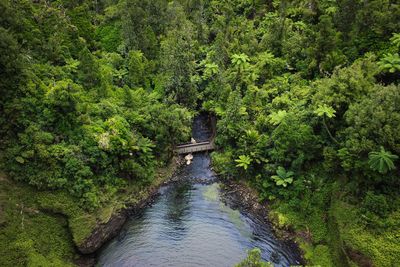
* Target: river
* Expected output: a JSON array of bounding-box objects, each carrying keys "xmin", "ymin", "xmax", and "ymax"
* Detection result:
[{"xmin": 97, "ymin": 114, "xmax": 302, "ymax": 267}]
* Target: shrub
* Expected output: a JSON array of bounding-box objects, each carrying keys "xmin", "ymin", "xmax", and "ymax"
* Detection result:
[
  {"xmin": 235, "ymin": 248, "xmax": 273, "ymax": 267},
  {"xmin": 361, "ymin": 192, "xmax": 390, "ymax": 218}
]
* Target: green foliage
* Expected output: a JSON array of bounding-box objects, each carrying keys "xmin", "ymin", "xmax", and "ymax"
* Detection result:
[
  {"xmin": 0, "ymin": 178, "xmax": 75, "ymax": 267},
  {"xmin": 268, "ymin": 110, "xmax": 287, "ymax": 126},
  {"xmin": 390, "ymin": 33, "xmax": 400, "ymax": 49},
  {"xmin": 269, "ymin": 113, "xmax": 317, "ymax": 169},
  {"xmin": 0, "ymin": 0, "xmax": 192, "ymax": 209},
  {"xmin": 235, "ymin": 248, "xmax": 273, "ymax": 267},
  {"xmin": 1, "ymin": 0, "xmax": 400, "ymax": 265},
  {"xmin": 271, "ymin": 167, "xmax": 294, "ymax": 187},
  {"xmin": 314, "ymin": 105, "xmax": 336, "ymax": 118},
  {"xmin": 361, "ymin": 191, "xmax": 390, "ymax": 219},
  {"xmin": 211, "ymin": 151, "xmax": 234, "ymax": 175},
  {"xmin": 232, "ymin": 53, "xmax": 250, "ymax": 72},
  {"xmin": 96, "ymin": 24, "xmax": 122, "ymax": 52},
  {"xmin": 342, "ymin": 84, "xmax": 400, "ymax": 180},
  {"xmin": 235, "ymin": 155, "xmax": 252, "ymax": 170},
  {"xmin": 159, "ymin": 3, "xmax": 199, "ymax": 108},
  {"xmin": 121, "ymin": 0, "xmax": 167, "ymax": 58},
  {"xmin": 203, "ymin": 62, "xmax": 219, "ymax": 78},
  {"xmin": 378, "ymin": 53, "xmax": 400, "ymax": 73},
  {"xmin": 314, "ymin": 104, "xmax": 338, "ymax": 144},
  {"xmin": 368, "ymin": 147, "xmax": 398, "ymax": 174},
  {"xmin": 311, "ymin": 245, "xmax": 334, "ymax": 267},
  {"xmin": 126, "ymin": 50, "xmax": 148, "ymax": 88},
  {"xmin": 333, "ymin": 200, "xmax": 400, "ymax": 267}
]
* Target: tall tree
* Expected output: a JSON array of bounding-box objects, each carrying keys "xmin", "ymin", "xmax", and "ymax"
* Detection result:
[{"xmin": 159, "ymin": 3, "xmax": 198, "ymax": 108}]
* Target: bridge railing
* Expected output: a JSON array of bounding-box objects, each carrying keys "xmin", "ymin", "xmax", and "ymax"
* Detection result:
[
  {"xmin": 175, "ymin": 142, "xmax": 215, "ymax": 154},
  {"xmin": 176, "ymin": 141, "xmax": 211, "ymax": 149},
  {"xmin": 174, "ymin": 114, "xmax": 217, "ymax": 154}
]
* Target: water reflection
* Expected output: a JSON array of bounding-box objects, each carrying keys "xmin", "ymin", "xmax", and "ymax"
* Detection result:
[
  {"xmin": 97, "ymin": 115, "xmax": 301, "ymax": 267},
  {"xmin": 98, "ymin": 155, "xmax": 301, "ymax": 267},
  {"xmin": 164, "ymin": 181, "xmax": 192, "ymax": 235}
]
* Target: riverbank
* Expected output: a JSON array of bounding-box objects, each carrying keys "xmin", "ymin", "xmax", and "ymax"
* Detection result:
[
  {"xmin": 220, "ymin": 177, "xmax": 400, "ymax": 267},
  {"xmin": 0, "ymin": 156, "xmax": 184, "ymax": 267},
  {"xmin": 220, "ymin": 179, "xmax": 305, "ymax": 264},
  {"xmin": 98, "ymin": 149, "xmax": 303, "ymax": 266},
  {"xmin": 219, "ymin": 178, "xmax": 343, "ymax": 266},
  {"xmin": 75, "ymin": 156, "xmax": 184, "ymax": 256}
]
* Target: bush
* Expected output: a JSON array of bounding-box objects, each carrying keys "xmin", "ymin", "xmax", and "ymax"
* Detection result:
[
  {"xmin": 211, "ymin": 150, "xmax": 234, "ymax": 176},
  {"xmin": 235, "ymin": 248, "xmax": 273, "ymax": 267},
  {"xmin": 361, "ymin": 191, "xmax": 390, "ymax": 218},
  {"xmin": 312, "ymin": 245, "xmax": 334, "ymax": 267}
]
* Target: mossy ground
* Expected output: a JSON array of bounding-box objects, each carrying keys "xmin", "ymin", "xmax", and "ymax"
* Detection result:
[
  {"xmin": 0, "ymin": 157, "xmax": 180, "ymax": 266},
  {"xmin": 0, "ymin": 173, "xmax": 76, "ymax": 267},
  {"xmin": 269, "ymin": 193, "xmax": 400, "ymax": 267},
  {"xmin": 332, "ymin": 200, "xmax": 400, "ymax": 267},
  {"xmin": 269, "ymin": 204, "xmax": 336, "ymax": 267}
]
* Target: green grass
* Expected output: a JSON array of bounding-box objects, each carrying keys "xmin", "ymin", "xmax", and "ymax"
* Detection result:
[
  {"xmin": 269, "ymin": 199, "xmax": 347, "ymax": 266},
  {"xmin": 36, "ymin": 191, "xmax": 97, "ymax": 246},
  {"xmin": 0, "ymin": 157, "xmax": 180, "ymax": 266},
  {"xmin": 332, "ymin": 200, "xmax": 400, "ymax": 267},
  {"xmin": 269, "ymin": 205, "xmax": 335, "ymax": 266},
  {"xmin": 268, "ymin": 190, "xmax": 400, "ymax": 267},
  {"xmin": 0, "ymin": 174, "xmax": 76, "ymax": 267}
]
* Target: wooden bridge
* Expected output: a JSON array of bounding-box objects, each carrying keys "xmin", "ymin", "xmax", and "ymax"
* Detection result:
[
  {"xmin": 175, "ymin": 114, "xmax": 216, "ymax": 155},
  {"xmin": 175, "ymin": 140, "xmax": 215, "ymax": 154}
]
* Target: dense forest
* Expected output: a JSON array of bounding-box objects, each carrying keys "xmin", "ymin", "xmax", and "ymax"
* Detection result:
[{"xmin": 0, "ymin": 0, "xmax": 399, "ymax": 266}]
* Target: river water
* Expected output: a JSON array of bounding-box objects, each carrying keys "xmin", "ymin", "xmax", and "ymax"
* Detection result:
[{"xmin": 97, "ymin": 115, "xmax": 302, "ymax": 267}]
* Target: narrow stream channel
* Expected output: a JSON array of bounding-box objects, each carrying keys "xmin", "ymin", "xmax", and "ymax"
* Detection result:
[{"xmin": 97, "ymin": 115, "xmax": 302, "ymax": 267}]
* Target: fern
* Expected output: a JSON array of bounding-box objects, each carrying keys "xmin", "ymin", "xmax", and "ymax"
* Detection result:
[
  {"xmin": 314, "ymin": 104, "xmax": 336, "ymax": 118},
  {"xmin": 368, "ymin": 147, "xmax": 398, "ymax": 174},
  {"xmin": 235, "ymin": 155, "xmax": 252, "ymax": 170},
  {"xmin": 268, "ymin": 110, "xmax": 287, "ymax": 125},
  {"xmin": 378, "ymin": 53, "xmax": 400, "ymax": 73}
]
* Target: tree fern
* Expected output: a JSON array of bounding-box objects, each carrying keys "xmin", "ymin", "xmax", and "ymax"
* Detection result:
[
  {"xmin": 314, "ymin": 104, "xmax": 338, "ymax": 144},
  {"xmin": 368, "ymin": 147, "xmax": 398, "ymax": 174},
  {"xmin": 390, "ymin": 33, "xmax": 400, "ymax": 49},
  {"xmin": 268, "ymin": 110, "xmax": 287, "ymax": 125},
  {"xmin": 232, "ymin": 53, "xmax": 250, "ymax": 72},
  {"xmin": 378, "ymin": 53, "xmax": 400, "ymax": 73}
]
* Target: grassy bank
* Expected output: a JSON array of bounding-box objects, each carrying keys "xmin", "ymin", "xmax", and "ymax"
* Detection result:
[
  {"xmin": 0, "ymin": 157, "xmax": 181, "ymax": 267},
  {"xmin": 267, "ymin": 185, "xmax": 400, "ymax": 267},
  {"xmin": 0, "ymin": 173, "xmax": 76, "ymax": 266}
]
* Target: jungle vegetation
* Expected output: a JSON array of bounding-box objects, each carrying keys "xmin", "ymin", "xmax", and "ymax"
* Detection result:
[{"xmin": 0, "ymin": 0, "xmax": 399, "ymax": 266}]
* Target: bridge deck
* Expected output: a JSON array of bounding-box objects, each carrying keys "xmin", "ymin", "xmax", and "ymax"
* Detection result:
[{"xmin": 175, "ymin": 141, "xmax": 215, "ymax": 154}]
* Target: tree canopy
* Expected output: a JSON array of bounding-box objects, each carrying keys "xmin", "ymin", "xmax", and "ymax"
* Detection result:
[{"xmin": 0, "ymin": 0, "xmax": 399, "ymax": 266}]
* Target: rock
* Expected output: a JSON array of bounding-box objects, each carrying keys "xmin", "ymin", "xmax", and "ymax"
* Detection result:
[
  {"xmin": 185, "ymin": 153, "xmax": 193, "ymax": 165},
  {"xmin": 76, "ymin": 157, "xmax": 183, "ymax": 255},
  {"xmin": 221, "ymin": 179, "xmax": 305, "ymax": 264},
  {"xmin": 74, "ymin": 255, "xmax": 96, "ymax": 267},
  {"xmin": 77, "ymin": 211, "xmax": 127, "ymax": 254}
]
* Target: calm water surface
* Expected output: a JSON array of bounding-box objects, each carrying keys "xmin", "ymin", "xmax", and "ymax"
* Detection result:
[{"xmin": 97, "ymin": 115, "xmax": 301, "ymax": 267}]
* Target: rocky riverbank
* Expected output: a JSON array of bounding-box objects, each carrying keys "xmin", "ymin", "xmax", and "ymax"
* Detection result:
[
  {"xmin": 75, "ymin": 156, "xmax": 185, "ymax": 266},
  {"xmin": 220, "ymin": 179, "xmax": 305, "ymax": 264}
]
